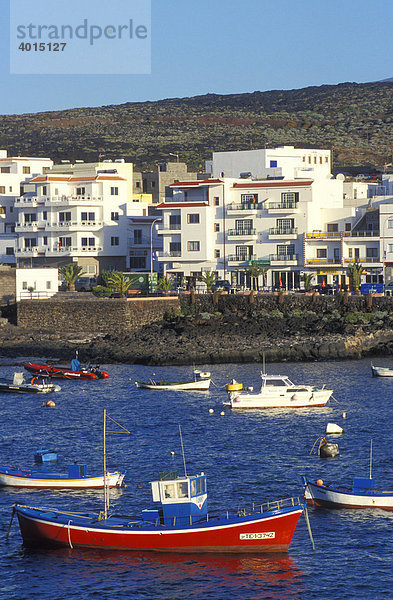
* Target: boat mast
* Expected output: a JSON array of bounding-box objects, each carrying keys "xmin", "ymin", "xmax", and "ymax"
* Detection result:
[
  {"xmin": 369, "ymin": 439, "xmax": 373, "ymax": 479},
  {"xmin": 179, "ymin": 424, "xmax": 187, "ymax": 477},
  {"xmin": 103, "ymin": 409, "xmax": 108, "ymax": 519}
]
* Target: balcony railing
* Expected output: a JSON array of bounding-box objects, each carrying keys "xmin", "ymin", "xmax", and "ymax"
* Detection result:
[
  {"xmin": 158, "ymin": 224, "xmax": 181, "ymax": 233},
  {"xmin": 270, "ymin": 254, "xmax": 298, "ymax": 262},
  {"xmin": 157, "ymin": 250, "xmax": 182, "ymax": 257},
  {"xmin": 306, "ymin": 258, "xmax": 341, "ymax": 264},
  {"xmin": 227, "ymin": 228, "xmax": 256, "ymax": 236},
  {"xmin": 266, "ymin": 202, "xmax": 299, "ymax": 210},
  {"xmin": 227, "ymin": 254, "xmax": 257, "ymax": 262},
  {"xmin": 343, "ymin": 257, "xmax": 380, "ymax": 263},
  {"xmin": 227, "ymin": 203, "xmax": 261, "ymax": 211},
  {"xmin": 348, "ymin": 231, "xmax": 379, "ymax": 237},
  {"xmin": 269, "ymin": 227, "xmax": 298, "ymax": 235}
]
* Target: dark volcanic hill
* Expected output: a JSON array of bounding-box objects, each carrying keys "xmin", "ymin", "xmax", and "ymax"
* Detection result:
[{"xmin": 1, "ymin": 81, "xmax": 393, "ymax": 170}]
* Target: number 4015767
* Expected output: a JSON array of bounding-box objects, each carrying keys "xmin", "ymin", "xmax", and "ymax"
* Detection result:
[{"xmin": 18, "ymin": 42, "xmax": 67, "ymax": 51}]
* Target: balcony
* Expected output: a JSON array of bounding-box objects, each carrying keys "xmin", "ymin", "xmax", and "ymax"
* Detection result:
[
  {"xmin": 45, "ymin": 221, "xmax": 103, "ymax": 231},
  {"xmin": 157, "ymin": 250, "xmax": 182, "ymax": 258},
  {"xmin": 269, "ymin": 254, "xmax": 298, "ymax": 265},
  {"xmin": 227, "ymin": 228, "xmax": 257, "ymax": 239},
  {"xmin": 15, "ymin": 222, "xmax": 42, "ymax": 232},
  {"xmin": 306, "ymin": 231, "xmax": 344, "ymax": 239},
  {"xmin": 14, "ymin": 196, "xmax": 43, "ymax": 207},
  {"xmin": 227, "ymin": 254, "xmax": 257, "ymax": 263},
  {"xmin": 343, "ymin": 257, "xmax": 380, "ymax": 264},
  {"xmin": 266, "ymin": 202, "xmax": 300, "ymax": 214},
  {"xmin": 306, "ymin": 258, "xmax": 341, "ymax": 266},
  {"xmin": 43, "ymin": 195, "xmax": 104, "ymax": 206},
  {"xmin": 269, "ymin": 227, "xmax": 298, "ymax": 240},
  {"xmin": 15, "ymin": 247, "xmax": 44, "ymax": 257},
  {"xmin": 347, "ymin": 231, "xmax": 379, "ymax": 238},
  {"xmin": 227, "ymin": 202, "xmax": 261, "ymax": 214},
  {"xmin": 157, "ymin": 224, "xmax": 181, "ymax": 234}
]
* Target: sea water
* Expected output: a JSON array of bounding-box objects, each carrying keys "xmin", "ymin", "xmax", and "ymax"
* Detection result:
[{"xmin": 0, "ymin": 357, "xmax": 392, "ymax": 599}]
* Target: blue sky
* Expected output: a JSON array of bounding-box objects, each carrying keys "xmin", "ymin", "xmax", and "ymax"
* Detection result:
[{"xmin": 1, "ymin": 0, "xmax": 393, "ymax": 115}]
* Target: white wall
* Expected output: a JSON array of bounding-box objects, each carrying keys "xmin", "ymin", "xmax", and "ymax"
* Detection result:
[{"xmin": 16, "ymin": 268, "xmax": 59, "ymax": 300}]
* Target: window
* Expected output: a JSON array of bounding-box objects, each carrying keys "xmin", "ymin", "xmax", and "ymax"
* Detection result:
[
  {"xmin": 0, "ymin": 186, "xmax": 5, "ymax": 194},
  {"xmin": 327, "ymin": 223, "xmax": 338, "ymax": 232},
  {"xmin": 0, "ymin": 207, "xmax": 5, "ymax": 215},
  {"xmin": 43, "ymin": 236, "xmax": 48, "ymax": 246},
  {"xmin": 389, "ymin": 244, "xmax": 393, "ymax": 253},
  {"xmin": 46, "ymin": 281, "xmax": 52, "ymax": 290},
  {"xmin": 59, "ymin": 237, "xmax": 71, "ymax": 247},
  {"xmin": 22, "ymin": 281, "xmax": 27, "ymax": 290},
  {"xmin": 277, "ymin": 218, "xmax": 294, "ymax": 232},
  {"xmin": 59, "ymin": 211, "xmax": 71, "ymax": 222},
  {"xmin": 24, "ymin": 238, "xmax": 37, "ymax": 248},
  {"xmin": 134, "ymin": 230, "xmax": 142, "ymax": 244},
  {"xmin": 187, "ymin": 241, "xmax": 200, "ymax": 251},
  {"xmin": 43, "ymin": 167, "xmax": 50, "ymax": 174},
  {"xmin": 23, "ymin": 166, "xmax": 31, "ymax": 174},
  {"xmin": 388, "ymin": 220, "xmax": 393, "ymax": 230},
  {"xmin": 9, "ymin": 186, "xmax": 12, "ymax": 192},
  {"xmin": 214, "ymin": 249, "xmax": 220, "ymax": 258},
  {"xmin": 169, "ymin": 242, "xmax": 181, "ymax": 253},
  {"xmin": 6, "ymin": 247, "xmax": 14, "ymax": 255},
  {"xmin": 317, "ymin": 248, "xmax": 327, "ymax": 258},
  {"xmin": 236, "ymin": 245, "xmax": 253, "ymax": 260},
  {"xmin": 130, "ymin": 256, "xmax": 146, "ymax": 269},
  {"xmin": 214, "ymin": 196, "xmax": 219, "ymax": 206},
  {"xmin": 235, "ymin": 219, "xmax": 253, "ymax": 232},
  {"xmin": 24, "ymin": 213, "xmax": 37, "ymax": 223},
  {"xmin": 151, "ymin": 181, "xmax": 155, "ymax": 188},
  {"xmin": 170, "ymin": 215, "xmax": 181, "ymax": 228},
  {"xmin": 345, "ymin": 223, "xmax": 351, "ymax": 231},
  {"xmin": 320, "ymin": 156, "xmax": 323, "ymax": 164},
  {"xmin": 111, "ymin": 187, "xmax": 119, "ymax": 195},
  {"xmin": 281, "ymin": 192, "xmax": 299, "ymax": 206},
  {"xmin": 366, "ymin": 248, "xmax": 378, "ymax": 257},
  {"xmin": 0, "ymin": 167, "xmax": 10, "ymax": 173},
  {"xmin": 111, "ymin": 211, "xmax": 119, "ymax": 221},
  {"xmin": 214, "ymin": 223, "xmax": 220, "ymax": 232},
  {"xmin": 270, "ymin": 160, "xmax": 277, "ymax": 167},
  {"xmin": 111, "ymin": 236, "xmax": 119, "ymax": 246},
  {"xmin": 76, "ymin": 187, "xmax": 86, "ymax": 196},
  {"xmin": 187, "ymin": 213, "xmax": 200, "ymax": 224},
  {"xmin": 277, "ymin": 244, "xmax": 295, "ymax": 256},
  {"xmin": 42, "ymin": 186, "xmax": 47, "ymax": 195},
  {"xmin": 135, "ymin": 181, "xmax": 141, "ymax": 188},
  {"xmin": 43, "ymin": 211, "xmax": 47, "ymax": 220},
  {"xmin": 334, "ymin": 248, "xmax": 340, "ymax": 260}
]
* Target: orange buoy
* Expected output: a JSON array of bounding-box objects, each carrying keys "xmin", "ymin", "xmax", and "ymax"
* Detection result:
[
  {"xmin": 46, "ymin": 400, "xmax": 56, "ymax": 408},
  {"xmin": 316, "ymin": 479, "xmax": 324, "ymax": 486}
]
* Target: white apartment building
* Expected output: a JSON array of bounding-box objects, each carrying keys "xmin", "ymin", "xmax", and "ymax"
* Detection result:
[
  {"xmin": 157, "ymin": 146, "xmax": 391, "ymax": 290},
  {"xmin": 14, "ymin": 172, "xmax": 132, "ymax": 274},
  {"xmin": 0, "ymin": 150, "xmax": 53, "ymax": 263},
  {"xmin": 208, "ymin": 146, "xmax": 332, "ymax": 181}
]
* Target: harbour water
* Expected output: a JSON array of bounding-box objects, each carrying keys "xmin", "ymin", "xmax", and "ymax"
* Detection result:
[{"xmin": 0, "ymin": 357, "xmax": 393, "ymax": 599}]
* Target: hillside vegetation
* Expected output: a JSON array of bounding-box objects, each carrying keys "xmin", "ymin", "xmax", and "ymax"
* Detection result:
[{"xmin": 1, "ymin": 81, "xmax": 393, "ymax": 170}]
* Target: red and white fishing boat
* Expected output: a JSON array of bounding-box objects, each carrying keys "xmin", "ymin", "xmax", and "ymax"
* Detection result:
[{"xmin": 13, "ymin": 469, "xmax": 304, "ymax": 552}]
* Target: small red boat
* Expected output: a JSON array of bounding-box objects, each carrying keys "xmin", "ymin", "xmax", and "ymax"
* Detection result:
[{"xmin": 24, "ymin": 360, "xmax": 109, "ymax": 380}]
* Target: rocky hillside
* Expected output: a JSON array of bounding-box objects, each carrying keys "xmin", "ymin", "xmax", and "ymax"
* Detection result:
[{"xmin": 1, "ymin": 81, "xmax": 393, "ymax": 171}]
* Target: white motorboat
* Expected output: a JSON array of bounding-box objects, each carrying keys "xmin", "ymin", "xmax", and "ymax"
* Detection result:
[
  {"xmin": 224, "ymin": 372, "xmax": 332, "ymax": 409},
  {"xmin": 135, "ymin": 370, "xmax": 211, "ymax": 391},
  {"xmin": 370, "ymin": 363, "xmax": 393, "ymax": 377}
]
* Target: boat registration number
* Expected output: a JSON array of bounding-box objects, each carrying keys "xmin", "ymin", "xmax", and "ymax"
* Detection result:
[{"xmin": 240, "ymin": 532, "xmax": 275, "ymax": 540}]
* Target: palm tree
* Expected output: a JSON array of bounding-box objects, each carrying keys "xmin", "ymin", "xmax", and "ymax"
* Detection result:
[
  {"xmin": 302, "ymin": 272, "xmax": 314, "ymax": 292},
  {"xmin": 246, "ymin": 262, "xmax": 267, "ymax": 291},
  {"xmin": 198, "ymin": 271, "xmax": 216, "ymax": 292},
  {"xmin": 156, "ymin": 276, "xmax": 174, "ymax": 295},
  {"xmin": 347, "ymin": 261, "xmax": 364, "ymax": 292},
  {"xmin": 106, "ymin": 272, "xmax": 136, "ymax": 297},
  {"xmin": 59, "ymin": 263, "xmax": 85, "ymax": 291}
]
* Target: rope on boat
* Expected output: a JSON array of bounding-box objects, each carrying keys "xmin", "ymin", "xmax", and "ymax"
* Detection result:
[
  {"xmin": 67, "ymin": 520, "xmax": 73, "ymax": 549},
  {"xmin": 5, "ymin": 506, "xmax": 15, "ymax": 539},
  {"xmin": 303, "ymin": 505, "xmax": 315, "ymax": 552},
  {"xmin": 330, "ymin": 395, "xmax": 340, "ymax": 403}
]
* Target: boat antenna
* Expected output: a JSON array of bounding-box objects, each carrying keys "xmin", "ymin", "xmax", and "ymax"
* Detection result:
[
  {"xmin": 179, "ymin": 424, "xmax": 187, "ymax": 477},
  {"xmin": 369, "ymin": 439, "xmax": 373, "ymax": 479},
  {"xmin": 103, "ymin": 409, "xmax": 131, "ymax": 520}
]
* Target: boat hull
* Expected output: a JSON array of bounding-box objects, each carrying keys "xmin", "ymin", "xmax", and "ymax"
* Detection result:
[
  {"xmin": 14, "ymin": 503, "xmax": 303, "ymax": 552},
  {"xmin": 304, "ymin": 480, "xmax": 393, "ymax": 510},
  {"xmin": 0, "ymin": 383, "xmax": 58, "ymax": 394},
  {"xmin": 24, "ymin": 363, "xmax": 108, "ymax": 380},
  {"xmin": 226, "ymin": 390, "xmax": 332, "ymax": 409},
  {"xmin": 0, "ymin": 470, "xmax": 124, "ymax": 489},
  {"xmin": 136, "ymin": 379, "xmax": 211, "ymax": 391}
]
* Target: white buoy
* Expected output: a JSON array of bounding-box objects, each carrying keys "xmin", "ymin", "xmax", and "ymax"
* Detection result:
[
  {"xmin": 220, "ymin": 411, "xmax": 225, "ymax": 416},
  {"xmin": 209, "ymin": 408, "xmax": 214, "ymax": 413},
  {"xmin": 342, "ymin": 412, "xmax": 347, "ymax": 419},
  {"xmin": 326, "ymin": 422, "xmax": 343, "ymax": 434},
  {"xmin": 170, "ymin": 451, "xmax": 175, "ymax": 456}
]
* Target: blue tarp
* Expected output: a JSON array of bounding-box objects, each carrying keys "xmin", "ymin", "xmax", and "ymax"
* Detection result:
[{"xmin": 71, "ymin": 358, "xmax": 81, "ymax": 371}]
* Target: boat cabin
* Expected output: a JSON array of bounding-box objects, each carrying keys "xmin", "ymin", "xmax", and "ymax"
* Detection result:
[
  {"xmin": 352, "ymin": 477, "xmax": 375, "ymax": 492},
  {"xmin": 143, "ymin": 470, "xmax": 208, "ymax": 525}
]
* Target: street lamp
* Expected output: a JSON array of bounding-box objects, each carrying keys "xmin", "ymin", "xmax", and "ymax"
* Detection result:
[
  {"xmin": 169, "ymin": 152, "xmax": 179, "ymax": 163},
  {"xmin": 150, "ymin": 218, "xmax": 161, "ymax": 293}
]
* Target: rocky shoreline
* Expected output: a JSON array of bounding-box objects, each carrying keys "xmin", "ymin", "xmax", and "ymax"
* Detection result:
[{"xmin": 1, "ymin": 320, "xmax": 393, "ymax": 366}]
